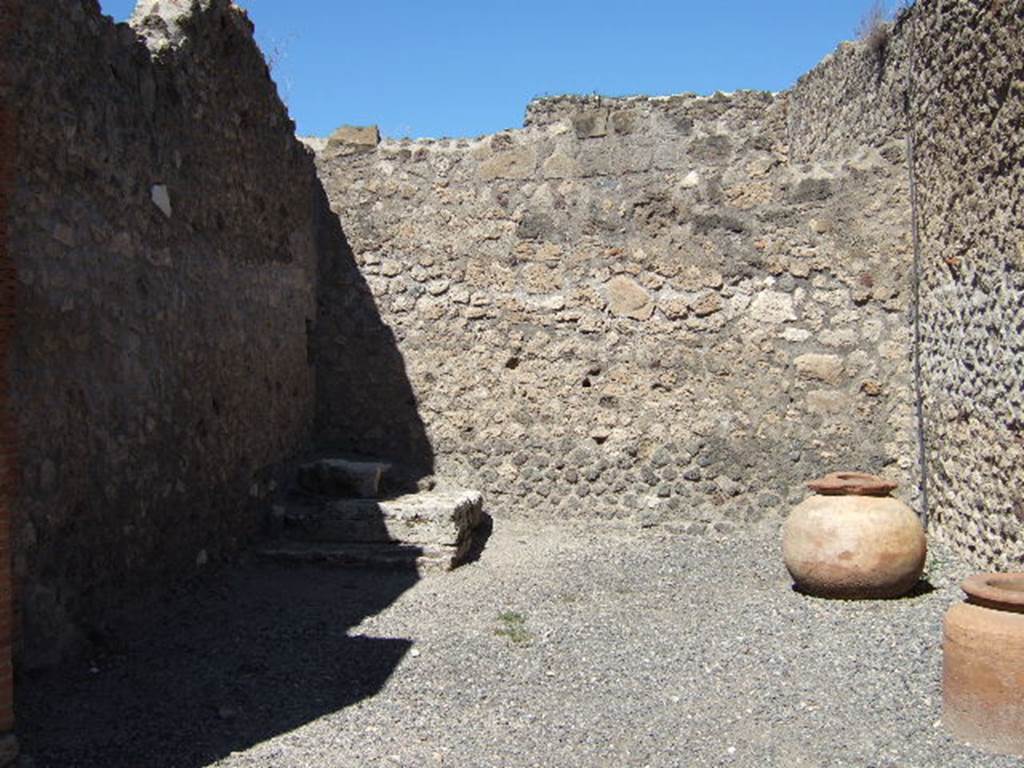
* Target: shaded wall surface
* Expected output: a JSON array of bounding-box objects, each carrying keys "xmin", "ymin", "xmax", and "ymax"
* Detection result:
[
  {"xmin": 790, "ymin": 0, "xmax": 1024, "ymax": 569},
  {"xmin": 311, "ymin": 179, "xmax": 433, "ymax": 477},
  {"xmin": 313, "ymin": 91, "xmax": 918, "ymax": 528},
  {"xmin": 7, "ymin": 0, "xmax": 319, "ymax": 667},
  {"xmin": 0, "ymin": 0, "xmax": 17, "ymax": 747}
]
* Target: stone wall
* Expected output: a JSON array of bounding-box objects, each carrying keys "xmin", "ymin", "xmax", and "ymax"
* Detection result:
[
  {"xmin": 6, "ymin": 0, "xmax": 320, "ymax": 667},
  {"xmin": 786, "ymin": 13, "xmax": 912, "ymax": 163},
  {"xmin": 789, "ymin": 0, "xmax": 1024, "ymax": 569},
  {"xmin": 0, "ymin": 0, "xmax": 18, "ymax": 752},
  {"xmin": 9, "ymin": 0, "xmax": 1018, "ymax": 685},
  {"xmin": 911, "ymin": 0, "xmax": 1024, "ymax": 569},
  {"xmin": 313, "ymin": 90, "xmax": 918, "ymax": 527}
]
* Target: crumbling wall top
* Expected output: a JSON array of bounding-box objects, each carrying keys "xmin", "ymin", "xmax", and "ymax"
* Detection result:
[
  {"xmin": 130, "ymin": 0, "xmax": 252, "ymax": 52},
  {"xmin": 524, "ymin": 89, "xmax": 779, "ymax": 131}
]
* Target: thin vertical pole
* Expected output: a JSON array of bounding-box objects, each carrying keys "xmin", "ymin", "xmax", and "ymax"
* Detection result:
[{"xmin": 904, "ymin": 7, "xmax": 930, "ymax": 530}]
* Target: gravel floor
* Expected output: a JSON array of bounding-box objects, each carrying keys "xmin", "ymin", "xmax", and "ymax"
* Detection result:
[{"xmin": 19, "ymin": 519, "xmax": 1016, "ymax": 768}]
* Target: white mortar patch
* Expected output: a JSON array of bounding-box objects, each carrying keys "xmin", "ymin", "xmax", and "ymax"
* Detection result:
[{"xmin": 151, "ymin": 184, "xmax": 172, "ymax": 218}]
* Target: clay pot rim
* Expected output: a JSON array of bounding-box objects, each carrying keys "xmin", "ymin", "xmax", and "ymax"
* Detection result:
[
  {"xmin": 806, "ymin": 471, "xmax": 897, "ymax": 497},
  {"xmin": 962, "ymin": 572, "xmax": 1024, "ymax": 610}
]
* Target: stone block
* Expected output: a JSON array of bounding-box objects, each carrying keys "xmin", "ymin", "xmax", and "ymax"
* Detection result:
[
  {"xmin": 571, "ymin": 110, "xmax": 609, "ymax": 139},
  {"xmin": 794, "ymin": 353, "xmax": 844, "ymax": 385},
  {"xmin": 326, "ymin": 125, "xmax": 381, "ymax": 153},
  {"xmin": 610, "ymin": 111, "xmax": 636, "ymax": 135},
  {"xmin": 297, "ymin": 458, "xmax": 389, "ymax": 499},
  {"xmin": 749, "ymin": 291, "xmax": 797, "ymax": 324},
  {"xmin": 268, "ymin": 487, "xmax": 485, "ymax": 570},
  {"xmin": 605, "ymin": 275, "xmax": 652, "ymax": 320},
  {"xmin": 479, "ymin": 146, "xmax": 536, "ymax": 180},
  {"xmin": 542, "ymin": 152, "xmax": 579, "ymax": 179},
  {"xmin": 691, "ymin": 292, "xmax": 722, "ymax": 317}
]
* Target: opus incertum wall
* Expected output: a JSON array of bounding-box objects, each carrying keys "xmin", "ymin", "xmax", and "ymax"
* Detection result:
[
  {"xmin": 312, "ymin": 90, "xmax": 919, "ymax": 530},
  {"xmin": 910, "ymin": 0, "xmax": 1024, "ymax": 570},
  {"xmin": 789, "ymin": 0, "xmax": 1024, "ymax": 570},
  {"xmin": 315, "ymin": 0, "xmax": 1024, "ymax": 569},
  {"xmin": 8, "ymin": 0, "xmax": 319, "ymax": 668}
]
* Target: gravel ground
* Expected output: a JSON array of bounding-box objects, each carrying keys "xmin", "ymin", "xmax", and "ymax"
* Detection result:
[{"xmin": 19, "ymin": 519, "xmax": 1016, "ymax": 768}]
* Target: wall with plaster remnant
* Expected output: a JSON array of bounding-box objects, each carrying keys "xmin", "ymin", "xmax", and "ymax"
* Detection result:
[
  {"xmin": 313, "ymin": 89, "xmax": 918, "ymax": 529},
  {"xmin": 6, "ymin": 0, "xmax": 319, "ymax": 667}
]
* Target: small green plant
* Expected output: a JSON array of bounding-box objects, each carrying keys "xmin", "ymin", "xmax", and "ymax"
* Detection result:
[{"xmin": 495, "ymin": 611, "xmax": 533, "ymax": 646}]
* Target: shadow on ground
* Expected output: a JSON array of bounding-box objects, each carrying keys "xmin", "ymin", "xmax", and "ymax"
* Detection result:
[
  {"xmin": 790, "ymin": 578, "xmax": 936, "ymax": 600},
  {"xmin": 12, "ymin": 111, "xmax": 445, "ymax": 761},
  {"xmin": 17, "ymin": 561, "xmax": 418, "ymax": 768},
  {"xmin": 460, "ymin": 512, "xmax": 494, "ymax": 567},
  {"xmin": 16, "ymin": 177, "xmax": 437, "ymax": 767}
]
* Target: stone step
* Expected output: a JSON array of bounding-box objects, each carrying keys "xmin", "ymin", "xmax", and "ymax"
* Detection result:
[
  {"xmin": 271, "ymin": 488, "xmax": 484, "ymax": 548},
  {"xmin": 255, "ymin": 540, "xmax": 460, "ymax": 572},
  {"xmin": 296, "ymin": 457, "xmax": 392, "ymax": 499}
]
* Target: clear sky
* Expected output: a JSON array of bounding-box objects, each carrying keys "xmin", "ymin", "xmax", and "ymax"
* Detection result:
[{"xmin": 98, "ymin": 0, "xmax": 897, "ymax": 140}]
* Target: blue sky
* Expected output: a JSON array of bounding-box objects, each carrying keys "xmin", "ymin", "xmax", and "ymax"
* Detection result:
[{"xmin": 99, "ymin": 0, "xmax": 896, "ymax": 139}]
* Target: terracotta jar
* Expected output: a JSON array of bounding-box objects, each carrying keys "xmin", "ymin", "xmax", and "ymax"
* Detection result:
[
  {"xmin": 943, "ymin": 572, "xmax": 1024, "ymax": 757},
  {"xmin": 782, "ymin": 471, "xmax": 926, "ymax": 599}
]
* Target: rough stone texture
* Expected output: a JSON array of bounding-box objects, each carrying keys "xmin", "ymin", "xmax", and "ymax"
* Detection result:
[
  {"xmin": 278, "ymin": 488, "xmax": 484, "ymax": 548},
  {"xmin": 787, "ymin": 17, "xmax": 911, "ymax": 163},
  {"xmin": 790, "ymin": 0, "xmax": 1024, "ymax": 569},
  {"xmin": 313, "ymin": 91, "xmax": 918, "ymax": 527},
  {"xmin": 786, "ymin": 0, "xmax": 1019, "ymax": 573},
  {"xmin": 912, "ymin": 0, "xmax": 1024, "ymax": 571},
  {"xmin": 6, "ymin": 0, "xmax": 320, "ymax": 667},
  {"xmin": 6, "ymin": 0, "xmax": 1019, "ymax": 686},
  {"xmin": 263, "ymin": 487, "xmax": 485, "ymax": 571},
  {"xmin": 0, "ymin": 0, "xmax": 16, "ymax": 744}
]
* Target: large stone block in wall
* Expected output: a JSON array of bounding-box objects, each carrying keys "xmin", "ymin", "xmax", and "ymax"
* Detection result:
[
  {"xmin": 572, "ymin": 109, "xmax": 609, "ymax": 139},
  {"xmin": 478, "ymin": 145, "xmax": 537, "ymax": 181},
  {"xmin": 604, "ymin": 276, "xmax": 653, "ymax": 320},
  {"xmin": 326, "ymin": 125, "xmax": 381, "ymax": 155}
]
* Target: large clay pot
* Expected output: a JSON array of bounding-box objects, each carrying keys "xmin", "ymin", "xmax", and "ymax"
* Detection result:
[
  {"xmin": 782, "ymin": 472, "xmax": 926, "ymax": 599},
  {"xmin": 943, "ymin": 573, "xmax": 1024, "ymax": 757}
]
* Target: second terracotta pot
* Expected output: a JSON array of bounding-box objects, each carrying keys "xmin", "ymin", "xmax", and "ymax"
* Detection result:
[{"xmin": 943, "ymin": 572, "xmax": 1024, "ymax": 757}]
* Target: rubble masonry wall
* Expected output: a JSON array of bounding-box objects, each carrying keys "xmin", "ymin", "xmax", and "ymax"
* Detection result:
[
  {"xmin": 313, "ymin": 89, "xmax": 918, "ymax": 528},
  {"xmin": 7, "ymin": 0, "xmax": 320, "ymax": 666}
]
